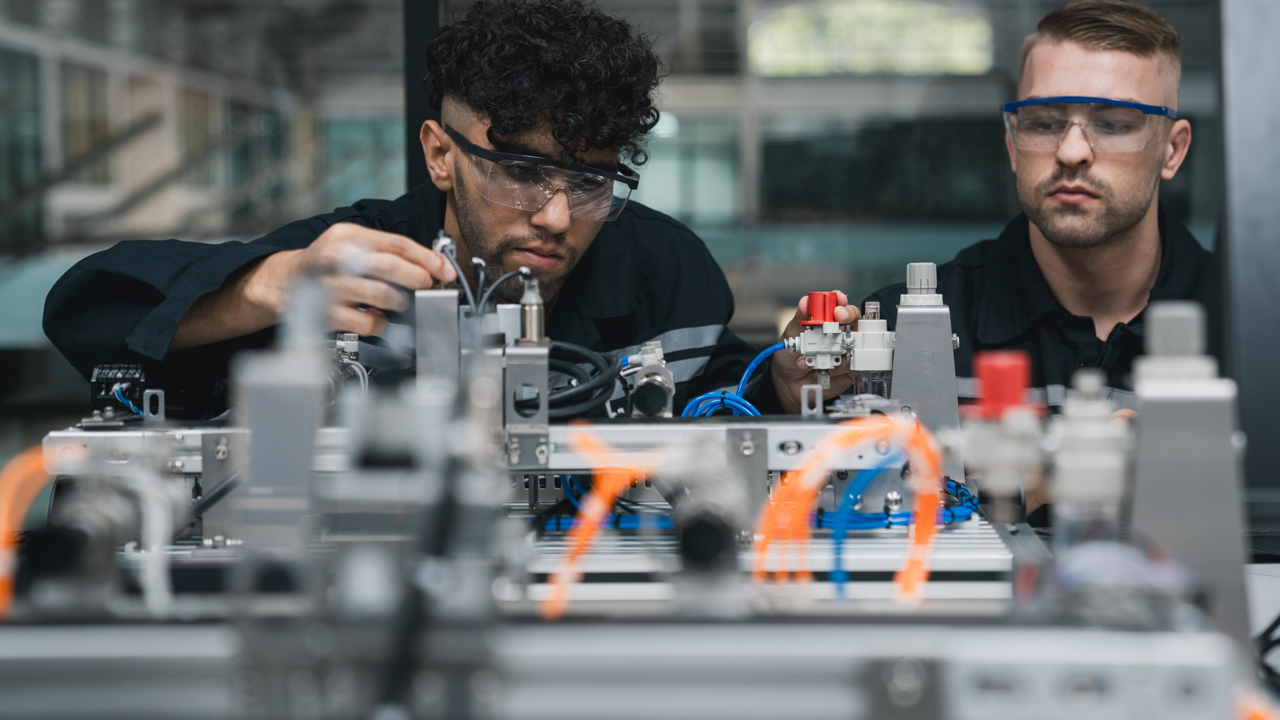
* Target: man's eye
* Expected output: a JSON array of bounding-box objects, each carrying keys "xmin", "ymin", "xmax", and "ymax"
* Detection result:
[
  {"xmin": 569, "ymin": 176, "xmax": 608, "ymax": 193},
  {"xmin": 1092, "ymin": 120, "xmax": 1138, "ymax": 135},
  {"xmin": 1022, "ymin": 116, "xmax": 1067, "ymax": 134},
  {"xmin": 502, "ymin": 163, "xmax": 543, "ymax": 182}
]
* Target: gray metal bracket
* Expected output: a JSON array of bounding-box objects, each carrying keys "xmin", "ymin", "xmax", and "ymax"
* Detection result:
[
  {"xmin": 415, "ymin": 289, "xmax": 460, "ymax": 385},
  {"xmin": 890, "ymin": 303, "xmax": 963, "ymax": 479},
  {"xmin": 503, "ymin": 345, "xmax": 550, "ymax": 471}
]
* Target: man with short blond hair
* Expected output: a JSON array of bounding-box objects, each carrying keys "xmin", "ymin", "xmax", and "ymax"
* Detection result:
[{"xmin": 856, "ymin": 0, "xmax": 1213, "ymax": 518}]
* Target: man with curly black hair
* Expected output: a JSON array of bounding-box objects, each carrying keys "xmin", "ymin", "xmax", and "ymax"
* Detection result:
[{"xmin": 44, "ymin": 0, "xmax": 793, "ymax": 419}]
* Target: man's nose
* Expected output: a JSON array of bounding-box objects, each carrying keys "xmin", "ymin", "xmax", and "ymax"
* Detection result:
[
  {"xmin": 531, "ymin": 188, "xmax": 573, "ymax": 235},
  {"xmin": 1056, "ymin": 121, "xmax": 1095, "ymax": 167}
]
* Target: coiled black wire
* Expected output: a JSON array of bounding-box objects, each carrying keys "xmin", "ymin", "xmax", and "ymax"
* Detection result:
[
  {"xmin": 1256, "ymin": 607, "xmax": 1280, "ymax": 694},
  {"xmin": 515, "ymin": 340, "xmax": 622, "ymax": 419}
]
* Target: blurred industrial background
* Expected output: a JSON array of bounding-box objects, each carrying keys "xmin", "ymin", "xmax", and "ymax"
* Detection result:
[{"xmin": 0, "ymin": 0, "xmax": 1222, "ymax": 445}]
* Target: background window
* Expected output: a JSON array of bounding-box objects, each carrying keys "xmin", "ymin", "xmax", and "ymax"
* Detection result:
[
  {"xmin": 61, "ymin": 62, "xmax": 111, "ymax": 184},
  {"xmin": 0, "ymin": 0, "xmax": 1226, "ymax": 445}
]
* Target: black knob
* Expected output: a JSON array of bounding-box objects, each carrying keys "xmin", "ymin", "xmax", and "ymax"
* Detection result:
[
  {"xmin": 632, "ymin": 380, "xmax": 667, "ymax": 416},
  {"xmin": 678, "ymin": 511, "xmax": 732, "ymax": 570}
]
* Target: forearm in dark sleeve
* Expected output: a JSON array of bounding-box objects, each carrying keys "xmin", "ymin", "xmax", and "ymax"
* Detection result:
[
  {"xmin": 42, "ymin": 242, "xmax": 282, "ymax": 418},
  {"xmin": 43, "ymin": 240, "xmax": 279, "ymax": 372}
]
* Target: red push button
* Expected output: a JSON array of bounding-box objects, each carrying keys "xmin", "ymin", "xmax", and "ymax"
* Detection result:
[
  {"xmin": 970, "ymin": 350, "xmax": 1031, "ymax": 419},
  {"xmin": 800, "ymin": 291, "xmax": 839, "ymax": 326}
]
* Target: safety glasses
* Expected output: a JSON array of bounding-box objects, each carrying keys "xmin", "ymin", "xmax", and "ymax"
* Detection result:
[
  {"xmin": 446, "ymin": 126, "xmax": 639, "ymax": 222},
  {"xmin": 1001, "ymin": 96, "xmax": 1177, "ymax": 153}
]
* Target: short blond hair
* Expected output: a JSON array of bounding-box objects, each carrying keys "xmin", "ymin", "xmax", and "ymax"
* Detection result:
[{"xmin": 1020, "ymin": 0, "xmax": 1182, "ymax": 84}]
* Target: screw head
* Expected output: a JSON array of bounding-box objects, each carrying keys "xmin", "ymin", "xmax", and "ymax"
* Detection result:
[
  {"xmin": 885, "ymin": 490, "xmax": 904, "ymax": 513},
  {"xmin": 740, "ymin": 440, "xmax": 755, "ymax": 456},
  {"xmin": 215, "ymin": 445, "xmax": 229, "ymax": 461}
]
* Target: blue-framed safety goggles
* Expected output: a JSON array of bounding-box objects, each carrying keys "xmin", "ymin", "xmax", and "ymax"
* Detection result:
[{"xmin": 1001, "ymin": 96, "xmax": 1177, "ymax": 153}]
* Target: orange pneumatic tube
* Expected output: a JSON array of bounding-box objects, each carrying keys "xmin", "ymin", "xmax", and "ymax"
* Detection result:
[
  {"xmin": 751, "ymin": 414, "xmax": 943, "ymax": 600},
  {"xmin": 542, "ymin": 423, "xmax": 656, "ymax": 620},
  {"xmin": 0, "ymin": 447, "xmax": 53, "ymax": 617}
]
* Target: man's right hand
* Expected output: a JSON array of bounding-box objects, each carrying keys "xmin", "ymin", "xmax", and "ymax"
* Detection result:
[
  {"xmin": 171, "ymin": 223, "xmax": 457, "ymax": 351},
  {"xmin": 769, "ymin": 291, "xmax": 861, "ymax": 414},
  {"xmin": 247, "ymin": 223, "xmax": 457, "ymax": 336}
]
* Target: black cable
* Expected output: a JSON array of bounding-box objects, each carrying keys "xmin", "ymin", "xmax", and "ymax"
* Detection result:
[
  {"xmin": 477, "ymin": 268, "xmax": 529, "ymax": 312},
  {"xmin": 1255, "ymin": 605, "xmax": 1280, "ymax": 694},
  {"xmin": 607, "ymin": 373, "xmax": 631, "ymax": 418},
  {"xmin": 547, "ymin": 389, "xmax": 615, "ymax": 419},
  {"xmin": 471, "ymin": 258, "xmax": 486, "ymax": 310},
  {"xmin": 549, "ymin": 358, "xmax": 591, "ymax": 385},
  {"xmin": 544, "ymin": 345, "xmax": 619, "ymax": 406},
  {"xmin": 440, "ymin": 242, "xmax": 481, "ymax": 310},
  {"xmin": 532, "ymin": 497, "xmax": 576, "ymax": 538},
  {"xmin": 514, "ymin": 341, "xmax": 622, "ymax": 419},
  {"xmin": 189, "ymin": 469, "xmax": 243, "ymax": 519},
  {"xmin": 439, "ymin": 243, "xmax": 477, "ymax": 312},
  {"xmin": 566, "ymin": 474, "xmax": 662, "ymax": 517}
]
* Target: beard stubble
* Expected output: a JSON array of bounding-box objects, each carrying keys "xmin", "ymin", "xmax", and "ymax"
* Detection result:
[
  {"xmin": 1019, "ymin": 162, "xmax": 1160, "ymax": 249},
  {"xmin": 453, "ymin": 161, "xmax": 583, "ymax": 305}
]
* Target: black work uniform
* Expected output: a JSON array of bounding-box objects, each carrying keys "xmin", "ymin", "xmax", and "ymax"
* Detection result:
[
  {"xmin": 865, "ymin": 205, "xmax": 1216, "ymax": 412},
  {"xmin": 43, "ymin": 183, "xmax": 760, "ymax": 419}
]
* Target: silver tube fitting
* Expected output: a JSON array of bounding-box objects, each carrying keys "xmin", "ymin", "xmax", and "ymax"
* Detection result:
[{"xmin": 520, "ymin": 274, "xmax": 545, "ymax": 346}]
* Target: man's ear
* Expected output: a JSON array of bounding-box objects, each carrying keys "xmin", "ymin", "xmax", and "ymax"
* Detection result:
[
  {"xmin": 421, "ymin": 120, "xmax": 454, "ymax": 192},
  {"xmin": 1005, "ymin": 132, "xmax": 1018, "ymax": 174},
  {"xmin": 1160, "ymin": 118, "xmax": 1192, "ymax": 181}
]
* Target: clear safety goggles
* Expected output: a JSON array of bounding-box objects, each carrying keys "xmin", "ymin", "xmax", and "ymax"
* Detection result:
[
  {"xmin": 446, "ymin": 126, "xmax": 639, "ymax": 222},
  {"xmin": 1001, "ymin": 96, "xmax": 1177, "ymax": 153}
]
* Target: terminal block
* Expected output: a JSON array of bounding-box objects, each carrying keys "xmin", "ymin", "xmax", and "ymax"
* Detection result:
[{"xmin": 90, "ymin": 364, "xmax": 145, "ymax": 414}]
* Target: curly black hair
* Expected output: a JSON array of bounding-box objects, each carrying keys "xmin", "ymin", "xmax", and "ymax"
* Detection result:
[{"xmin": 423, "ymin": 0, "xmax": 662, "ymax": 164}]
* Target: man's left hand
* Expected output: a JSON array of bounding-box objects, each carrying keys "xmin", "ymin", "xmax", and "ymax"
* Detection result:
[{"xmin": 770, "ymin": 291, "xmax": 861, "ymax": 414}]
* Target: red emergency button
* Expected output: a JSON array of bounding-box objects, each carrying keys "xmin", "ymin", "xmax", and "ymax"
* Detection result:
[
  {"xmin": 970, "ymin": 350, "xmax": 1031, "ymax": 419},
  {"xmin": 800, "ymin": 291, "xmax": 839, "ymax": 326}
]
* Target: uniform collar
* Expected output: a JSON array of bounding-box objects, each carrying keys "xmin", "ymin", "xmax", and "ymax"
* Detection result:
[{"xmin": 975, "ymin": 204, "xmax": 1203, "ymax": 344}]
